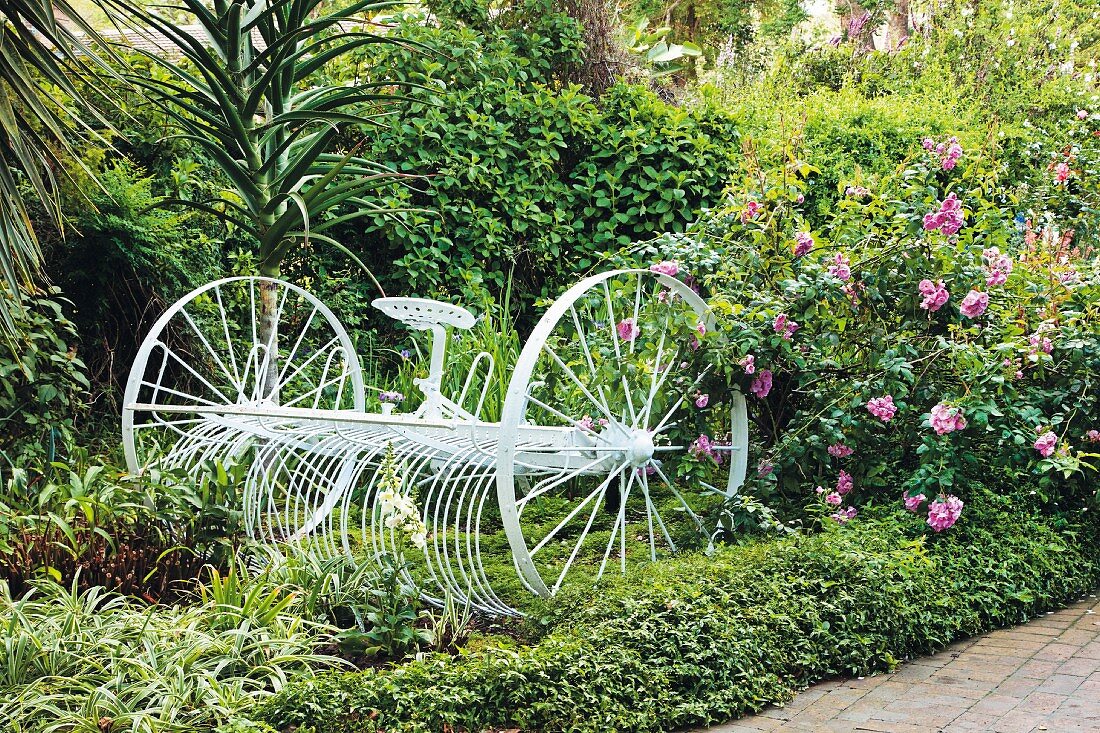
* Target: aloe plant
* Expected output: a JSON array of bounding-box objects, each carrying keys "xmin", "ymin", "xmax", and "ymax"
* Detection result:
[{"xmin": 106, "ymin": 0, "xmax": 419, "ymax": 395}]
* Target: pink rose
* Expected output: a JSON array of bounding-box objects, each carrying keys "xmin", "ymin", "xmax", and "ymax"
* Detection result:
[
  {"xmin": 923, "ymin": 193, "xmax": 965, "ymax": 236},
  {"xmin": 941, "ymin": 138, "xmax": 963, "ymax": 170},
  {"xmin": 650, "ymin": 261, "xmax": 680, "ymax": 277},
  {"xmin": 828, "ymin": 443, "xmax": 854, "ymax": 458},
  {"xmin": 828, "ymin": 253, "xmax": 852, "ymax": 281},
  {"xmin": 773, "ymin": 313, "xmax": 799, "ymax": 340},
  {"xmin": 918, "ymin": 279, "xmax": 950, "ymax": 312},
  {"xmin": 695, "ymin": 393, "xmax": 709, "ymax": 408},
  {"xmin": 740, "ymin": 354, "xmax": 755, "ymax": 374},
  {"xmin": 794, "ymin": 232, "xmax": 814, "ymax": 257},
  {"xmin": 825, "ymin": 492, "xmax": 842, "ymax": 506},
  {"xmin": 690, "ymin": 434, "xmax": 722, "ymax": 465},
  {"xmin": 751, "ymin": 369, "xmax": 773, "ymax": 399},
  {"xmin": 929, "ymin": 402, "xmax": 967, "ymax": 435},
  {"xmin": 867, "ymin": 395, "xmax": 897, "ymax": 422},
  {"xmin": 616, "ymin": 319, "xmax": 640, "ymax": 342},
  {"xmin": 1029, "ymin": 333, "xmax": 1053, "ymax": 354},
  {"xmin": 1034, "ymin": 431, "xmax": 1058, "ymax": 458},
  {"xmin": 836, "ymin": 470, "xmax": 854, "ymax": 496},
  {"xmin": 831, "ymin": 506, "xmax": 858, "ymax": 523},
  {"xmin": 903, "ymin": 491, "xmax": 926, "ymax": 512},
  {"xmin": 959, "ymin": 290, "xmax": 989, "ymax": 319},
  {"xmin": 927, "ymin": 495, "xmax": 964, "ymax": 532}
]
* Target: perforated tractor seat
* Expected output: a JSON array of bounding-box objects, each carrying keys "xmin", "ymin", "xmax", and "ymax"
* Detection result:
[{"xmin": 372, "ymin": 297, "xmax": 476, "ymax": 331}]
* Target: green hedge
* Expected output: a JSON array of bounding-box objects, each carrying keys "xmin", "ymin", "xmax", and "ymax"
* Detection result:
[{"xmin": 245, "ymin": 488, "xmax": 1100, "ymax": 733}]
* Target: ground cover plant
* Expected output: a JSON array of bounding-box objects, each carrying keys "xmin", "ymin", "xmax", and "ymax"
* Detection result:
[{"xmin": 246, "ymin": 482, "xmax": 1100, "ymax": 733}]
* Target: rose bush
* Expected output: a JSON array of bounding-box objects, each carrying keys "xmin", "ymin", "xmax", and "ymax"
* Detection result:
[{"xmin": 630, "ymin": 116, "xmax": 1100, "ymax": 535}]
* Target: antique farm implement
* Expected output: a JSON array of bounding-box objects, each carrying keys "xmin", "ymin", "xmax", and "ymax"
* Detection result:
[{"xmin": 123, "ymin": 269, "xmax": 748, "ymax": 615}]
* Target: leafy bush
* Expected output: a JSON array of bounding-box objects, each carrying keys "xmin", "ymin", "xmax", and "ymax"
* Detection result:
[
  {"xmin": 46, "ymin": 160, "xmax": 222, "ymax": 395},
  {"xmin": 0, "ymin": 286, "xmax": 88, "ymax": 467},
  {"xmin": 313, "ymin": 1, "xmax": 740, "ymax": 310},
  {"xmin": 0, "ymin": 455, "xmax": 246, "ymax": 598},
  {"xmin": 246, "ymin": 483, "xmax": 1100, "ymax": 733},
  {"xmin": 624, "ymin": 108, "xmax": 1100, "ymax": 533}
]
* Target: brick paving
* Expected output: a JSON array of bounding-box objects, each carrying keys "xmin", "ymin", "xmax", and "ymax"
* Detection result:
[{"xmin": 701, "ymin": 594, "xmax": 1100, "ymax": 733}]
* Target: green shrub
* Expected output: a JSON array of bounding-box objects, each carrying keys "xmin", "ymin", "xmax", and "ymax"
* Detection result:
[
  {"xmin": 0, "ymin": 454, "xmax": 246, "ymax": 598},
  {"xmin": 312, "ymin": 3, "xmax": 740, "ymax": 310},
  {"xmin": 46, "ymin": 160, "xmax": 222, "ymax": 397},
  {"xmin": 247, "ymin": 484, "xmax": 1100, "ymax": 733},
  {"xmin": 0, "ymin": 286, "xmax": 88, "ymax": 467}
]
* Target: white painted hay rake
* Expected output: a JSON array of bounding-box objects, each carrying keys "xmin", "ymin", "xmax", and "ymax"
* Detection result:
[{"xmin": 123, "ymin": 269, "xmax": 747, "ymax": 615}]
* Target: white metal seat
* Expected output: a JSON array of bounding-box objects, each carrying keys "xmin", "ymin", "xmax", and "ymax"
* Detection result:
[
  {"xmin": 372, "ymin": 297, "xmax": 477, "ymax": 420},
  {"xmin": 372, "ymin": 297, "xmax": 475, "ymax": 331}
]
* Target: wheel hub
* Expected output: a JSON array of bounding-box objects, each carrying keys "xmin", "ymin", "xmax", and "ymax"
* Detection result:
[{"xmin": 625, "ymin": 429, "xmax": 655, "ymax": 467}]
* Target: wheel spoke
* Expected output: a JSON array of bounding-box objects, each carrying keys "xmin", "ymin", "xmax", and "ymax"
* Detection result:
[
  {"xmin": 178, "ymin": 306, "xmax": 242, "ymax": 396},
  {"xmin": 651, "ymin": 461, "xmax": 707, "ymax": 534},
  {"xmin": 551, "ymin": 488, "xmax": 605, "ymax": 593},
  {"xmin": 140, "ymin": 380, "xmax": 223, "ymax": 408},
  {"xmin": 568, "ymin": 304, "xmax": 613, "ymax": 417},
  {"xmin": 516, "ymin": 453, "xmax": 611, "ymax": 509},
  {"xmin": 602, "ymin": 280, "xmax": 624, "ymax": 370},
  {"xmin": 621, "ymin": 374, "xmax": 638, "ymax": 427},
  {"xmin": 275, "ymin": 306, "xmax": 320, "ymax": 389},
  {"xmin": 255, "ymin": 284, "xmax": 291, "ymax": 401},
  {"xmin": 630, "ymin": 272, "xmax": 644, "ymax": 354},
  {"xmin": 651, "ymin": 364, "xmax": 712, "ymax": 435},
  {"xmin": 529, "ymin": 460, "xmax": 628, "ymax": 557},
  {"xmin": 640, "ymin": 470, "xmax": 656, "ymax": 561},
  {"xmin": 641, "ymin": 471, "xmax": 677, "ymax": 552},
  {"xmin": 544, "ymin": 344, "xmax": 615, "ymax": 424},
  {"xmin": 214, "ymin": 284, "xmax": 243, "ymax": 389},
  {"xmin": 596, "ymin": 467, "xmax": 631, "ymax": 580},
  {"xmin": 524, "ymin": 393, "xmax": 599, "ymax": 435},
  {"xmin": 161, "ymin": 344, "xmax": 236, "ymax": 406},
  {"xmin": 640, "ymin": 312, "xmax": 677, "ymax": 428},
  {"xmin": 273, "ymin": 336, "xmax": 342, "ymax": 396}
]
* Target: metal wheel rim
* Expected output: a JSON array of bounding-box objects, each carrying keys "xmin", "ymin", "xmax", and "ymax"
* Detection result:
[{"xmin": 496, "ymin": 268, "xmax": 748, "ymax": 598}]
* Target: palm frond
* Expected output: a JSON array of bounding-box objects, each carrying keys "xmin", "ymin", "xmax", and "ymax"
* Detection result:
[{"xmin": 0, "ymin": 0, "xmax": 116, "ymax": 344}]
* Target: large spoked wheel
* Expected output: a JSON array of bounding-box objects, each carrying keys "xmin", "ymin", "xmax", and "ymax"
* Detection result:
[
  {"xmin": 122, "ymin": 277, "xmax": 365, "ymax": 477},
  {"xmin": 497, "ymin": 269, "xmax": 748, "ymax": 598}
]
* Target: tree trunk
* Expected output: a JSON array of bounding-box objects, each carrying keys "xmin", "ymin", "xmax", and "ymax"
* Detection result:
[
  {"xmin": 556, "ymin": 0, "xmax": 628, "ymax": 97},
  {"xmin": 258, "ymin": 275, "xmax": 280, "ymax": 404},
  {"xmin": 888, "ymin": 0, "xmax": 910, "ymax": 50},
  {"xmin": 840, "ymin": 0, "xmax": 876, "ymax": 52}
]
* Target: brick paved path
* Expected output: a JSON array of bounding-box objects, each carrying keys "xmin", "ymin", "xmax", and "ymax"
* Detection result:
[{"xmin": 704, "ymin": 594, "xmax": 1100, "ymax": 733}]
